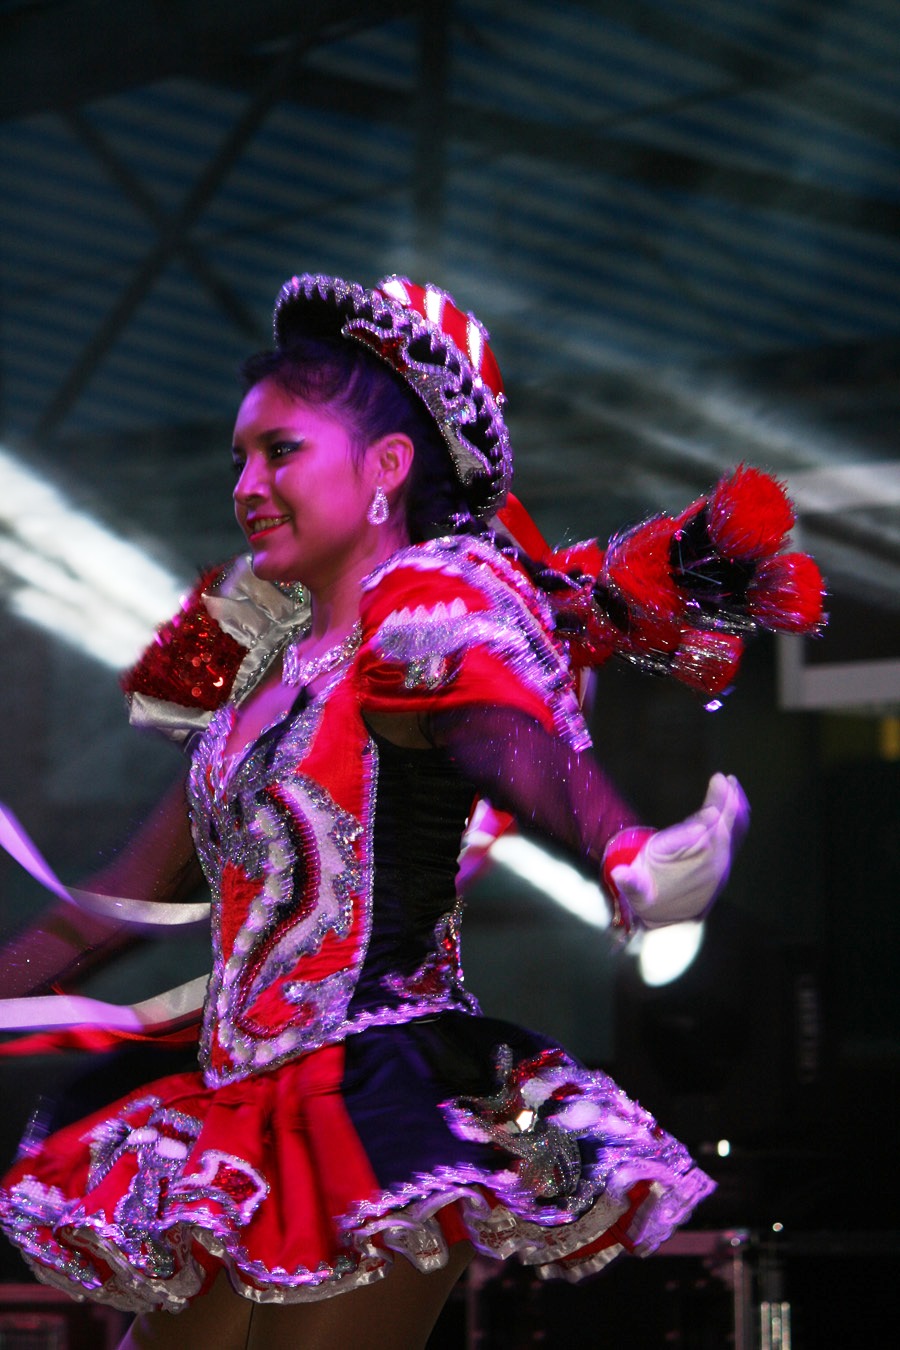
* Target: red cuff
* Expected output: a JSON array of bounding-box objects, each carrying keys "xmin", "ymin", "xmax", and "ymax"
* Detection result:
[{"xmin": 601, "ymin": 827, "xmax": 655, "ymax": 933}]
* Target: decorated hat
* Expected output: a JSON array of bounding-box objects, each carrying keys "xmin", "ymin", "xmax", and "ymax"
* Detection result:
[{"xmin": 272, "ymin": 273, "xmax": 512, "ymax": 519}]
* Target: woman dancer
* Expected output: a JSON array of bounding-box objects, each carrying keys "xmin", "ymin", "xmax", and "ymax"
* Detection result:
[{"xmin": 0, "ymin": 274, "xmax": 820, "ymax": 1348}]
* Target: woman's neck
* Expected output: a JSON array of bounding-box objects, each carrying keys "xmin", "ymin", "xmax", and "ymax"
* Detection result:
[{"xmin": 305, "ymin": 522, "xmax": 409, "ymax": 641}]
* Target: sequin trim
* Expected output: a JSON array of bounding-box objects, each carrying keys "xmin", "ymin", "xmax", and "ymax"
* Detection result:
[
  {"xmin": 0, "ymin": 1043, "xmax": 712, "ymax": 1310},
  {"xmin": 381, "ymin": 903, "xmax": 479, "ymax": 1013},
  {"xmin": 439, "ymin": 1044, "xmax": 714, "ymax": 1229},
  {"xmin": 2, "ymin": 1130, "xmax": 710, "ymax": 1312}
]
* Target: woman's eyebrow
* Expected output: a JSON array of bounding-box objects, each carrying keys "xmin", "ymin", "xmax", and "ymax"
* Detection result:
[{"xmin": 231, "ymin": 425, "xmax": 305, "ymax": 451}]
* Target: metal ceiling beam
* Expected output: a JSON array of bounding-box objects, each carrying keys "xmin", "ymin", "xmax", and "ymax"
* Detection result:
[
  {"xmin": 514, "ymin": 354, "xmax": 900, "ymax": 601},
  {"xmin": 475, "ymin": 110, "xmax": 900, "ymax": 241},
  {"xmin": 0, "ymin": 0, "xmax": 417, "ymax": 120},
  {"xmin": 413, "ymin": 1, "xmax": 451, "ymax": 269},
  {"xmin": 589, "ymin": 0, "xmax": 900, "ymax": 155},
  {"xmin": 35, "ymin": 31, "xmax": 312, "ymax": 440},
  {"xmin": 261, "ymin": 66, "xmax": 900, "ymax": 244},
  {"xmin": 66, "ymin": 107, "xmax": 264, "ymax": 343}
]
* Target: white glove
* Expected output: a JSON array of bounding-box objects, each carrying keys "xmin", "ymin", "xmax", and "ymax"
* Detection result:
[{"xmin": 609, "ymin": 773, "xmax": 749, "ymax": 928}]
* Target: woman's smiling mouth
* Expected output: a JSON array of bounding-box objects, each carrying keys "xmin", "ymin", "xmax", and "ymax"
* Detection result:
[{"xmin": 246, "ymin": 515, "xmax": 290, "ymax": 539}]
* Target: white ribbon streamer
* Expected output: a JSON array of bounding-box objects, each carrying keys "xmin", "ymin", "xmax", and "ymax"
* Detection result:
[
  {"xmin": 0, "ymin": 975, "xmax": 208, "ymax": 1034},
  {"xmin": 0, "ymin": 557, "xmax": 310, "ymax": 1039},
  {"xmin": 0, "ymin": 802, "xmax": 210, "ymax": 931},
  {"xmin": 0, "ymin": 805, "xmax": 210, "ymax": 1035}
]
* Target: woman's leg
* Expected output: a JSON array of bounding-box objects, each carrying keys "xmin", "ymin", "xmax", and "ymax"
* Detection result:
[
  {"xmin": 117, "ymin": 1242, "xmax": 473, "ymax": 1350},
  {"xmin": 245, "ymin": 1242, "xmax": 474, "ymax": 1350},
  {"xmin": 117, "ymin": 1271, "xmax": 252, "ymax": 1350}
]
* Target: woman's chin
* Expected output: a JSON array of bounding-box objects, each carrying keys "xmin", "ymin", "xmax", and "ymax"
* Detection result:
[{"xmin": 249, "ymin": 553, "xmax": 301, "ymax": 586}]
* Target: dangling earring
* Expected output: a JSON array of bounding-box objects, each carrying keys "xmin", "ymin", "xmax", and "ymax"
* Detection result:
[{"xmin": 367, "ymin": 484, "xmax": 389, "ymax": 526}]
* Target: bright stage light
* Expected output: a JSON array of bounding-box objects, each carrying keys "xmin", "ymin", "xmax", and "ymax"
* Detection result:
[
  {"xmin": 0, "ymin": 446, "xmax": 184, "ymax": 668},
  {"xmin": 488, "ymin": 833, "xmax": 610, "ymax": 930},
  {"xmin": 636, "ymin": 920, "xmax": 705, "ymax": 986}
]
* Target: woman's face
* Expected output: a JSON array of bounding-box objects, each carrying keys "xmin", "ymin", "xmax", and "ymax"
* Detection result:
[{"xmin": 232, "ymin": 376, "xmax": 378, "ymax": 590}]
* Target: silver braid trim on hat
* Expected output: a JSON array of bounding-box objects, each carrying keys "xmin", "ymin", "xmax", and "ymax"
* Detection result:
[{"xmin": 272, "ymin": 274, "xmax": 512, "ymax": 518}]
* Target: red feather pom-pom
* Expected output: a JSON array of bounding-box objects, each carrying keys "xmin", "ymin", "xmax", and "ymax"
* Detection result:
[
  {"xmin": 602, "ymin": 517, "xmax": 684, "ymax": 652},
  {"xmin": 747, "ymin": 552, "xmax": 826, "ymax": 633},
  {"xmin": 551, "ymin": 539, "xmax": 606, "ymax": 580},
  {"xmin": 670, "ymin": 629, "xmax": 744, "ymax": 696},
  {"xmin": 603, "ymin": 517, "xmax": 684, "ymax": 633},
  {"xmin": 707, "ymin": 465, "xmax": 795, "ymax": 562},
  {"xmin": 121, "ymin": 567, "xmax": 246, "ymax": 711}
]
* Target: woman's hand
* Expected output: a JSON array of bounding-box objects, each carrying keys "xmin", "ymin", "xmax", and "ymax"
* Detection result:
[{"xmin": 606, "ymin": 774, "xmax": 750, "ymax": 929}]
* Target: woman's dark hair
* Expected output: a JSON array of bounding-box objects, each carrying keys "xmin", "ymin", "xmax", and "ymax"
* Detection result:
[{"xmin": 240, "ymin": 337, "xmax": 473, "ymax": 543}]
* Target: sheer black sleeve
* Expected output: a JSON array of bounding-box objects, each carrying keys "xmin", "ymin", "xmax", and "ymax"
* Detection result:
[{"xmin": 424, "ymin": 704, "xmax": 641, "ymax": 869}]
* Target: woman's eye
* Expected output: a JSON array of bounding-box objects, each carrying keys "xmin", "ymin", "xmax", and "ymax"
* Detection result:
[{"xmin": 269, "ymin": 440, "xmax": 303, "ymax": 460}]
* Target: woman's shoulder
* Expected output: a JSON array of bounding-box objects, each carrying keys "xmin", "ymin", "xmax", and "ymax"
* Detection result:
[
  {"xmin": 121, "ymin": 555, "xmax": 308, "ymax": 743},
  {"xmin": 357, "ymin": 535, "xmax": 588, "ymax": 746},
  {"xmin": 361, "ymin": 534, "xmax": 550, "ymax": 626}
]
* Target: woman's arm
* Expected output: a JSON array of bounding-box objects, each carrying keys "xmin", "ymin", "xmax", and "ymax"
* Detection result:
[
  {"xmin": 87, "ymin": 772, "xmax": 201, "ymax": 905},
  {"xmin": 358, "ymin": 540, "xmax": 747, "ymax": 929},
  {"xmin": 0, "ymin": 774, "xmax": 203, "ymax": 997},
  {"xmin": 422, "ymin": 703, "xmax": 639, "ymax": 864},
  {"xmin": 417, "ymin": 705, "xmax": 747, "ymax": 931}
]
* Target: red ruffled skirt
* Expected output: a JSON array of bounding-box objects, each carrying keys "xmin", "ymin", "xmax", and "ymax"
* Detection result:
[{"xmin": 0, "ymin": 1012, "xmax": 714, "ymax": 1313}]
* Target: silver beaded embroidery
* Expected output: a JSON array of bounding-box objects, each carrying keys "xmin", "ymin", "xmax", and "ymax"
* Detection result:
[
  {"xmin": 189, "ymin": 685, "xmax": 373, "ymax": 1087},
  {"xmin": 381, "ymin": 903, "xmax": 478, "ymax": 1012},
  {"xmin": 185, "ymin": 535, "xmax": 585, "ymax": 1087},
  {"xmin": 364, "ymin": 537, "xmax": 590, "ymax": 751},
  {"xmin": 439, "ymin": 1043, "xmax": 713, "ymax": 1230}
]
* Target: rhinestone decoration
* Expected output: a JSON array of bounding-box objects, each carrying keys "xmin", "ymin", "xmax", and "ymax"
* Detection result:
[
  {"xmin": 283, "ymin": 622, "xmax": 363, "ymax": 688},
  {"xmin": 440, "ymin": 1043, "xmax": 713, "ymax": 1230},
  {"xmin": 381, "ymin": 904, "xmax": 477, "ymax": 1011},
  {"xmin": 364, "ymin": 536, "xmax": 590, "ymax": 751},
  {"xmin": 189, "ymin": 686, "xmax": 370, "ymax": 1087}
]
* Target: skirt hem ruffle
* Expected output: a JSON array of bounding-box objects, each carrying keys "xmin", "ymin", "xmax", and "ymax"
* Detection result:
[
  {"xmin": 2, "ymin": 1161, "xmax": 714, "ymax": 1313},
  {"xmin": 0, "ymin": 1018, "xmax": 715, "ymax": 1313}
]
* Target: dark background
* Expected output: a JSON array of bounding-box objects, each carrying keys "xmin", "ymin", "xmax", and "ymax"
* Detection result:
[{"xmin": 1, "ymin": 2, "xmax": 898, "ymax": 1342}]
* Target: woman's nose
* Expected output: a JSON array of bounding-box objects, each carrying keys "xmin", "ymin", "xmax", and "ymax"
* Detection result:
[{"xmin": 233, "ymin": 455, "xmax": 264, "ymax": 502}]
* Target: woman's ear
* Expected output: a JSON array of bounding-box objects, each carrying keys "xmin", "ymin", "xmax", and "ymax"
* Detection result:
[{"xmin": 367, "ymin": 432, "xmax": 415, "ymax": 493}]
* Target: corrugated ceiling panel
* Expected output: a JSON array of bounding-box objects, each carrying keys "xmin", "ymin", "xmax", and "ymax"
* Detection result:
[{"xmin": 0, "ymin": 0, "xmax": 898, "ymax": 447}]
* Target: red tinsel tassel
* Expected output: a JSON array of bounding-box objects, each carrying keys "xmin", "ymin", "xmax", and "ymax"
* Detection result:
[
  {"xmin": 551, "ymin": 586, "xmax": 621, "ymax": 670},
  {"xmin": 550, "ymin": 539, "xmax": 606, "ymax": 580},
  {"xmin": 670, "ymin": 629, "xmax": 745, "ymax": 696},
  {"xmin": 707, "ymin": 465, "xmax": 795, "ymax": 562},
  {"xmin": 747, "ymin": 552, "xmax": 826, "ymax": 633},
  {"xmin": 602, "ymin": 518, "xmax": 684, "ymax": 654},
  {"xmin": 546, "ymin": 540, "xmax": 621, "ymax": 669}
]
